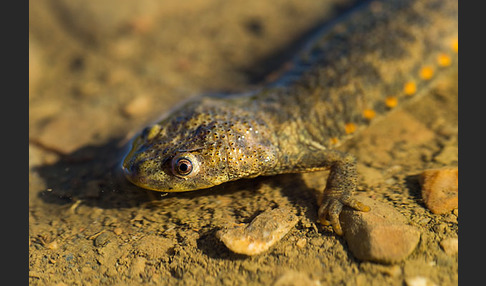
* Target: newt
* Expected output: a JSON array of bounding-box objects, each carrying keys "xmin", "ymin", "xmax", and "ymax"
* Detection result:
[{"xmin": 122, "ymin": 0, "xmax": 458, "ymax": 235}]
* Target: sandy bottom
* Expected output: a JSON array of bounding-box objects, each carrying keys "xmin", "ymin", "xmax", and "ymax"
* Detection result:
[{"xmin": 29, "ymin": 0, "xmax": 458, "ymax": 285}]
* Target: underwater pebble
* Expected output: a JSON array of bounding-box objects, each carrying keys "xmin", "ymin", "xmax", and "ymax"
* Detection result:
[{"xmin": 217, "ymin": 207, "xmax": 298, "ymax": 255}]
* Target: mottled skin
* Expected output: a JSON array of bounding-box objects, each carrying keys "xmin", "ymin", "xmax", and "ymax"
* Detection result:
[{"xmin": 123, "ymin": 0, "xmax": 458, "ymax": 235}]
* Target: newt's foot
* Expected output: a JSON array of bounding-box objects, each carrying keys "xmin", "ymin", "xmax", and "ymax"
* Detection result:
[{"xmin": 318, "ymin": 194, "xmax": 370, "ymax": 236}]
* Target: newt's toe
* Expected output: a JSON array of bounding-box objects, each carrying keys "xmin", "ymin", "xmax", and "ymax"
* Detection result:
[
  {"xmin": 318, "ymin": 199, "xmax": 344, "ymax": 235},
  {"xmin": 343, "ymin": 197, "xmax": 371, "ymax": 212},
  {"xmin": 318, "ymin": 196, "xmax": 370, "ymax": 235}
]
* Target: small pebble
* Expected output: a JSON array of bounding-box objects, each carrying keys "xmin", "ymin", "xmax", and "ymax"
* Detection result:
[
  {"xmin": 296, "ymin": 238, "xmax": 307, "ymax": 248},
  {"xmin": 419, "ymin": 167, "xmax": 458, "ymax": 214},
  {"xmin": 310, "ymin": 237, "xmax": 324, "ymax": 246},
  {"xmin": 217, "ymin": 207, "xmax": 298, "ymax": 255},
  {"xmin": 433, "ymin": 223, "xmax": 447, "ymax": 234},
  {"xmin": 45, "ymin": 240, "xmax": 58, "ymax": 250},
  {"xmin": 113, "ymin": 227, "xmax": 123, "ymax": 236},
  {"xmin": 418, "ymin": 217, "xmax": 431, "ymax": 225},
  {"xmin": 439, "ymin": 237, "xmax": 458, "ymax": 255},
  {"xmin": 94, "ymin": 232, "xmax": 111, "ymax": 247},
  {"xmin": 341, "ymin": 195, "xmax": 420, "ymax": 263},
  {"xmin": 405, "ymin": 276, "xmax": 436, "ymax": 286},
  {"xmin": 122, "ymin": 96, "xmax": 152, "ymax": 117}
]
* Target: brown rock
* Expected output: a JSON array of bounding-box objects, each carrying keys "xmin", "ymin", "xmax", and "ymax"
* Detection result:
[
  {"xmin": 420, "ymin": 168, "xmax": 458, "ymax": 214},
  {"xmin": 341, "ymin": 196, "xmax": 420, "ymax": 264}
]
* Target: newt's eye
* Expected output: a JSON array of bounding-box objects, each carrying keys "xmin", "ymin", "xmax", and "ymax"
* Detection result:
[
  {"xmin": 171, "ymin": 153, "xmax": 199, "ymax": 178},
  {"xmin": 175, "ymin": 158, "xmax": 192, "ymax": 175}
]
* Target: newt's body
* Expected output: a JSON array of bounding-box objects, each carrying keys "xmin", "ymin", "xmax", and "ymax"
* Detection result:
[{"xmin": 122, "ymin": 0, "xmax": 458, "ymax": 235}]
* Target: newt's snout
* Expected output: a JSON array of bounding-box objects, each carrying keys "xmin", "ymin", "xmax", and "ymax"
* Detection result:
[{"xmin": 122, "ymin": 155, "xmax": 162, "ymax": 191}]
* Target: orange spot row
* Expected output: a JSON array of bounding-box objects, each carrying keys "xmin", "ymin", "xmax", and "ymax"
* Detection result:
[{"xmin": 347, "ymin": 38, "xmax": 458, "ymax": 141}]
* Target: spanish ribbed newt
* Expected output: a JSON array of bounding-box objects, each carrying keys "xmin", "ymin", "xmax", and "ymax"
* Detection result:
[{"xmin": 122, "ymin": 0, "xmax": 458, "ymax": 235}]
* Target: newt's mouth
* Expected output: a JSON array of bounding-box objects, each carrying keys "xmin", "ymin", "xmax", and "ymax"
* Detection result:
[
  {"xmin": 122, "ymin": 159, "xmax": 150, "ymax": 189},
  {"xmin": 121, "ymin": 134, "xmax": 171, "ymax": 191},
  {"xmin": 122, "ymin": 161, "xmax": 175, "ymax": 192}
]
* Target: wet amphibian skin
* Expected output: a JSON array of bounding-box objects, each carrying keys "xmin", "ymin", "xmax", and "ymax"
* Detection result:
[{"xmin": 122, "ymin": 0, "xmax": 458, "ymax": 235}]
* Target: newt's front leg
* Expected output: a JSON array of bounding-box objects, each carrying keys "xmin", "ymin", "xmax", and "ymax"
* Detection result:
[{"xmin": 316, "ymin": 150, "xmax": 370, "ymax": 235}]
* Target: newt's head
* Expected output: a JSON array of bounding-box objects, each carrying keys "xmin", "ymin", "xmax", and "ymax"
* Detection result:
[{"xmin": 122, "ymin": 99, "xmax": 276, "ymax": 192}]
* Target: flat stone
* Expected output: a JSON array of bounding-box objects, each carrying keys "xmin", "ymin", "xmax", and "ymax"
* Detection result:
[
  {"xmin": 217, "ymin": 207, "xmax": 298, "ymax": 256},
  {"xmin": 341, "ymin": 195, "xmax": 420, "ymax": 264},
  {"xmin": 420, "ymin": 168, "xmax": 458, "ymax": 214}
]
